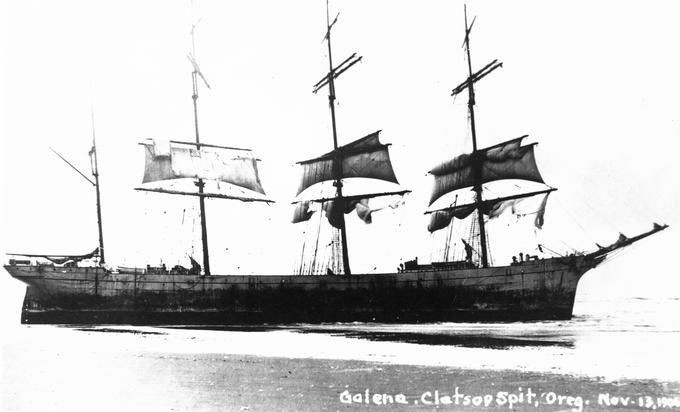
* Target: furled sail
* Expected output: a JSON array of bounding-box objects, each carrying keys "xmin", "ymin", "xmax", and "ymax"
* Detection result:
[
  {"xmin": 292, "ymin": 201, "xmax": 314, "ymax": 224},
  {"xmin": 427, "ymin": 207, "xmax": 476, "ymax": 232},
  {"xmin": 296, "ymin": 131, "xmax": 399, "ymax": 195},
  {"xmin": 354, "ymin": 199, "xmax": 375, "ymax": 224},
  {"xmin": 427, "ymin": 188, "xmax": 555, "ymax": 232},
  {"xmin": 534, "ymin": 193, "xmax": 550, "ymax": 229},
  {"xmin": 141, "ymin": 140, "xmax": 266, "ymax": 194},
  {"xmin": 293, "ymin": 199, "xmax": 364, "ymax": 228},
  {"xmin": 293, "ymin": 193, "xmax": 407, "ymax": 229},
  {"xmin": 429, "ymin": 136, "xmax": 544, "ymax": 205},
  {"xmin": 8, "ymin": 248, "xmax": 100, "ymax": 265},
  {"xmin": 488, "ymin": 198, "xmax": 520, "ymax": 218},
  {"xmin": 323, "ymin": 199, "xmax": 364, "ymax": 229}
]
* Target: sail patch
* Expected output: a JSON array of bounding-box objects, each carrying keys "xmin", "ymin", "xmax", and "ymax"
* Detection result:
[{"xmin": 141, "ymin": 141, "xmax": 266, "ymax": 194}]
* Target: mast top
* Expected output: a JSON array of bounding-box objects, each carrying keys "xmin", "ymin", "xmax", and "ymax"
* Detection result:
[{"xmin": 463, "ymin": 5, "xmax": 476, "ymax": 50}]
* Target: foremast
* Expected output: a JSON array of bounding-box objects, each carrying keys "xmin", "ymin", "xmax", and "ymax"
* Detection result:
[
  {"xmin": 426, "ymin": 6, "xmax": 550, "ymax": 267},
  {"xmin": 425, "ymin": 7, "xmax": 668, "ymax": 269},
  {"xmin": 461, "ymin": 7, "xmax": 489, "ymax": 268}
]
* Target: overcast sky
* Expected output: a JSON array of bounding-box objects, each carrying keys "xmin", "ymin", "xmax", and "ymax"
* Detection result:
[{"xmin": 1, "ymin": 1, "xmax": 678, "ymax": 298}]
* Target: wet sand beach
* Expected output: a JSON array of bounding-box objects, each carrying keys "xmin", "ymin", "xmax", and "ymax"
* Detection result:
[
  {"xmin": 3, "ymin": 349, "xmax": 679, "ymax": 411},
  {"xmin": 2, "ymin": 310, "xmax": 680, "ymax": 411},
  {"xmin": 1, "ymin": 295, "xmax": 679, "ymax": 411}
]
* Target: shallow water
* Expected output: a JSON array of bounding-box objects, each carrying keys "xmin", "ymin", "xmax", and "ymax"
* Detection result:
[{"xmin": 2, "ymin": 295, "xmax": 679, "ymax": 410}]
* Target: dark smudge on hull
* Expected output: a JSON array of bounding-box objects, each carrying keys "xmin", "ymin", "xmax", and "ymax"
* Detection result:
[{"xmin": 161, "ymin": 325, "xmax": 281, "ymax": 332}]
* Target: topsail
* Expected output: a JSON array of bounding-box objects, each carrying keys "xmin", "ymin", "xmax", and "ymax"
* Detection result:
[
  {"xmin": 296, "ymin": 131, "xmax": 399, "ymax": 195},
  {"xmin": 428, "ymin": 136, "xmax": 544, "ymax": 205}
]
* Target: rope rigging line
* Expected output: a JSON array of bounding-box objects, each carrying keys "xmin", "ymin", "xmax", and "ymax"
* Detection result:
[
  {"xmin": 295, "ymin": 227, "xmax": 307, "ymax": 276},
  {"xmin": 568, "ymin": 165, "xmax": 663, "ymax": 225},
  {"xmin": 550, "ymin": 198, "xmax": 599, "ymax": 248},
  {"xmin": 190, "ymin": 202, "xmax": 197, "ymax": 258},
  {"xmin": 443, "ymin": 195, "xmax": 459, "ymax": 261},
  {"xmin": 312, "ymin": 204, "xmax": 324, "ymax": 275},
  {"xmin": 537, "ymin": 243, "xmax": 565, "ymax": 258},
  {"xmin": 556, "ymin": 238, "xmax": 578, "ymax": 255},
  {"xmin": 578, "ymin": 195, "xmax": 621, "ymax": 234},
  {"xmin": 485, "ymin": 212, "xmax": 493, "ymax": 266}
]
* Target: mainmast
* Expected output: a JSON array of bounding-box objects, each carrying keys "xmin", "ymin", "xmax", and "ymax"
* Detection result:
[
  {"xmin": 294, "ymin": 1, "xmax": 404, "ymax": 275},
  {"xmin": 323, "ymin": 0, "xmax": 351, "ymax": 275}
]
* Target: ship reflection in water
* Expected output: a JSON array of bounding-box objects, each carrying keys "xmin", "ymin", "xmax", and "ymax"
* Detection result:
[
  {"xmin": 155, "ymin": 324, "xmax": 575, "ymax": 349},
  {"xmin": 301, "ymin": 329, "xmax": 575, "ymax": 349}
]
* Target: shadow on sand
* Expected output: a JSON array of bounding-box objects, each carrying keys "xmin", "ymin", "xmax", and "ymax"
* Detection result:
[{"xmin": 157, "ymin": 325, "xmax": 574, "ymax": 349}]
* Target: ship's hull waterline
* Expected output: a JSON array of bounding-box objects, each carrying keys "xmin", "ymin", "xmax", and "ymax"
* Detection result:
[{"xmin": 5, "ymin": 255, "xmax": 601, "ymax": 324}]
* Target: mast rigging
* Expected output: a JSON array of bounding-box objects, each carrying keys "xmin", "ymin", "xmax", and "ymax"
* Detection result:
[
  {"xmin": 48, "ymin": 113, "xmax": 106, "ymax": 265},
  {"xmin": 294, "ymin": 0, "xmax": 406, "ymax": 275}
]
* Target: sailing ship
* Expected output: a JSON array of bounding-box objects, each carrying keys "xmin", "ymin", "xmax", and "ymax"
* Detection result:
[{"xmin": 4, "ymin": 6, "xmax": 667, "ymax": 325}]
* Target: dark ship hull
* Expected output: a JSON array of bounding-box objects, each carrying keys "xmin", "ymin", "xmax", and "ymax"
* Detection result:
[{"xmin": 5, "ymin": 254, "xmax": 603, "ymax": 325}]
